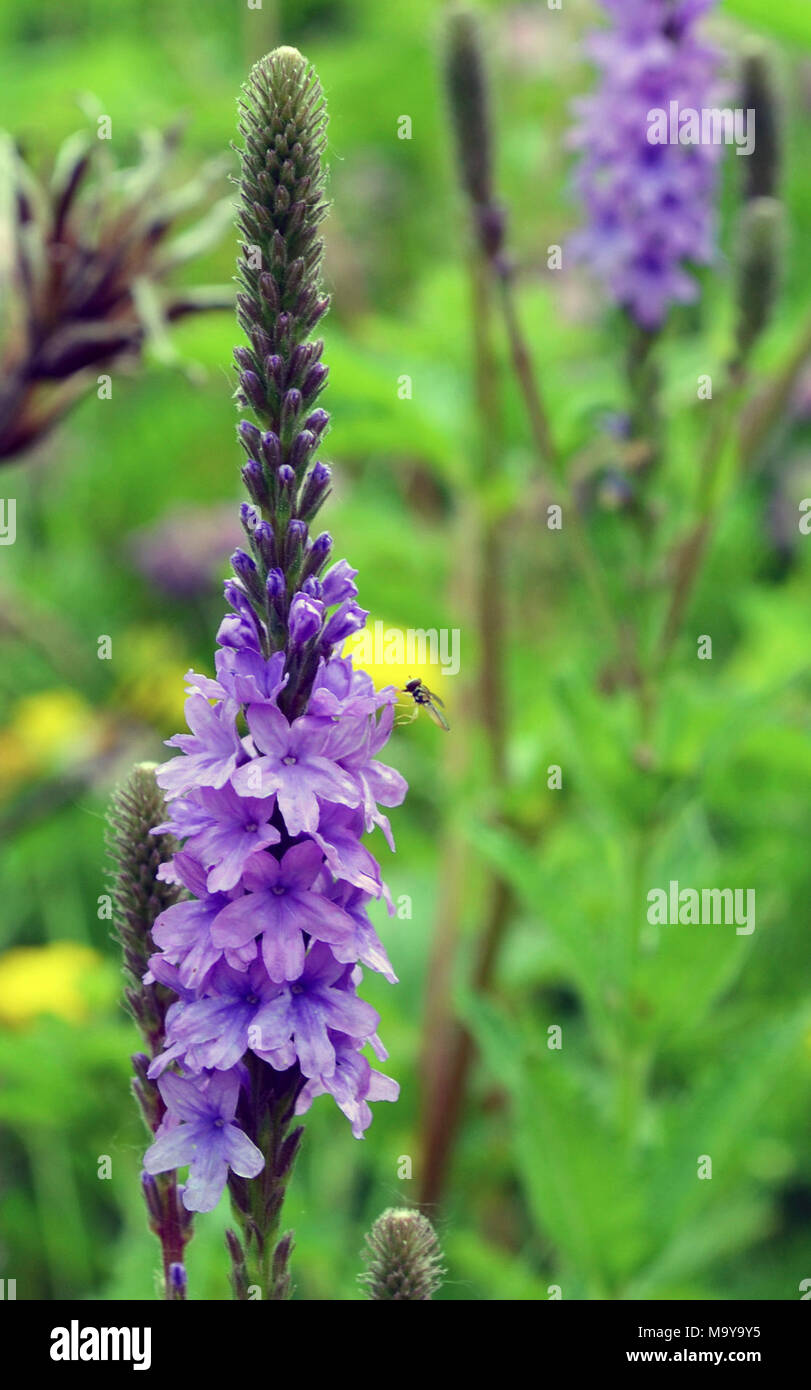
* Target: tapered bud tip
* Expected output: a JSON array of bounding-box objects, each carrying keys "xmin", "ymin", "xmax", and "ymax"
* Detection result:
[
  {"xmin": 247, "ymin": 46, "xmax": 318, "ymax": 113},
  {"xmin": 360, "ymin": 1208, "xmax": 445, "ymax": 1301},
  {"xmin": 740, "ymin": 37, "xmax": 775, "ymax": 91},
  {"xmin": 263, "ymin": 45, "xmax": 305, "ymax": 70},
  {"xmin": 274, "ymin": 1231, "xmax": 294, "ymax": 1264},
  {"xmin": 169, "ymin": 1262, "xmax": 187, "ymax": 1294},
  {"xmin": 741, "ymin": 37, "xmax": 769, "ymax": 67},
  {"xmin": 740, "ymin": 40, "xmax": 781, "ymax": 201},
  {"xmin": 444, "ymin": 5, "xmax": 495, "ymax": 217},
  {"xmin": 447, "ymin": 7, "xmax": 476, "ymax": 50}
]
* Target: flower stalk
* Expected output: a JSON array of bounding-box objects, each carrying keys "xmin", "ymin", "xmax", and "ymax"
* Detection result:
[
  {"xmin": 418, "ymin": 11, "xmax": 515, "ymax": 1208},
  {"xmin": 225, "ymin": 1057, "xmax": 303, "ymax": 1300},
  {"xmin": 445, "ymin": 7, "xmax": 627, "ymax": 665},
  {"xmin": 657, "ymin": 196, "xmax": 784, "ymax": 669},
  {"xmin": 136, "ymin": 48, "xmax": 405, "ymax": 1301}
]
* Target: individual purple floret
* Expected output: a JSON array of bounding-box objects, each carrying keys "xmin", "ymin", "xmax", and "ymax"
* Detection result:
[
  {"xmin": 296, "ymin": 1030, "xmax": 400, "ymax": 1140},
  {"xmin": 144, "ymin": 48, "xmax": 405, "ymax": 1295},
  {"xmin": 155, "ymin": 783, "xmax": 280, "ymax": 893},
  {"xmin": 144, "ymin": 1070, "xmax": 264, "ymax": 1213},
  {"xmin": 569, "ymin": 0, "xmax": 722, "ymax": 328}
]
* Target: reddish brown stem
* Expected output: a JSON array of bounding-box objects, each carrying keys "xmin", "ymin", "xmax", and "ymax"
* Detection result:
[{"xmin": 419, "ymin": 877, "xmax": 512, "ymax": 1209}]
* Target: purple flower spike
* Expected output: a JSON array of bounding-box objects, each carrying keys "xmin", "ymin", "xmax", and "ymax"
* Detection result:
[
  {"xmin": 148, "ymin": 852, "xmax": 256, "ymax": 994},
  {"xmin": 569, "ymin": 0, "xmax": 722, "ymax": 328},
  {"xmin": 145, "ymin": 50, "xmax": 407, "ymax": 1295}
]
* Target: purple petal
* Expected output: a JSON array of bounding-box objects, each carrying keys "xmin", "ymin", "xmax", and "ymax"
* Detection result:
[
  {"xmin": 245, "ymin": 703, "xmax": 290, "ymax": 756},
  {"xmin": 182, "ymin": 1144, "xmax": 230, "ymax": 1213},
  {"xmin": 291, "ymin": 996, "xmax": 337, "ymax": 1077},
  {"xmin": 260, "ymin": 903, "xmax": 306, "ymax": 983},
  {"xmin": 157, "ymin": 1072, "xmax": 214, "ymax": 1123},
  {"xmin": 143, "ymin": 1122, "xmax": 202, "ymax": 1173},
  {"xmin": 222, "ymin": 1123, "xmax": 265, "ymax": 1178},
  {"xmin": 211, "ymin": 893, "xmax": 272, "ymax": 949},
  {"xmin": 278, "ymin": 839, "xmax": 323, "ymax": 890}
]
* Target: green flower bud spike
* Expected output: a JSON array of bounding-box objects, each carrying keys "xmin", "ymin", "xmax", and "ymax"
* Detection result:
[
  {"xmin": 107, "ymin": 762, "xmax": 193, "ymax": 1299},
  {"xmin": 360, "ymin": 1208, "xmax": 445, "ymax": 1301},
  {"xmin": 443, "ymin": 6, "xmax": 504, "ymax": 260},
  {"xmin": 740, "ymin": 41, "xmax": 781, "ymax": 202}
]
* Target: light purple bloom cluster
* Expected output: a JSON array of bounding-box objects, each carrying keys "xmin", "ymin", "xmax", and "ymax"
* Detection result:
[
  {"xmin": 142, "ymin": 590, "xmax": 405, "ymax": 1211},
  {"xmin": 139, "ymin": 49, "xmax": 407, "ymax": 1220},
  {"xmin": 569, "ymin": 0, "xmax": 722, "ymax": 328}
]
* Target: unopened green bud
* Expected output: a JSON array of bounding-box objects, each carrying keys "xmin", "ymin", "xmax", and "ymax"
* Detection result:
[
  {"xmin": 740, "ymin": 41, "xmax": 781, "ymax": 202},
  {"xmin": 106, "ymin": 762, "xmax": 180, "ymax": 1053},
  {"xmin": 360, "ymin": 1208, "xmax": 445, "ymax": 1301}
]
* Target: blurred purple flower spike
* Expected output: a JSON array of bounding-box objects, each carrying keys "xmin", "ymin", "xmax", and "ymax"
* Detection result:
[{"xmin": 570, "ymin": 0, "xmax": 722, "ymax": 328}]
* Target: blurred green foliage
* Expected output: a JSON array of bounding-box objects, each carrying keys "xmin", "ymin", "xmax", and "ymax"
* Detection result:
[{"xmin": 0, "ymin": 0, "xmax": 809, "ymax": 1301}]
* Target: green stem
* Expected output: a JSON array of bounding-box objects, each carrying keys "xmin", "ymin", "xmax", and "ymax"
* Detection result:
[
  {"xmin": 418, "ymin": 247, "xmax": 510, "ymax": 1208},
  {"xmin": 495, "ymin": 271, "xmax": 631, "ymax": 673},
  {"xmin": 226, "ymin": 1057, "xmax": 303, "ymax": 1300},
  {"xmin": 656, "ymin": 370, "xmax": 748, "ymax": 672},
  {"xmin": 617, "ymin": 821, "xmax": 650, "ymax": 1151},
  {"xmin": 738, "ymin": 312, "xmax": 811, "ymax": 466}
]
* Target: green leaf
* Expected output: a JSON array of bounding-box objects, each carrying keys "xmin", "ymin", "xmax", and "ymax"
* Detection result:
[
  {"xmin": 460, "ymin": 992, "xmax": 646, "ymax": 1293},
  {"xmin": 723, "ymin": 0, "xmax": 811, "ymax": 45},
  {"xmin": 640, "ymin": 1007, "xmax": 811, "ymax": 1266}
]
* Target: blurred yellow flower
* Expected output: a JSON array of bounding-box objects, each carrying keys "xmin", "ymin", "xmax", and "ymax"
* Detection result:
[
  {"xmin": 0, "ymin": 942, "xmax": 104, "ymax": 1026},
  {"xmin": 0, "ymin": 688, "xmax": 98, "ymax": 796},
  {"xmin": 343, "ymin": 618, "xmax": 455, "ymax": 716},
  {"xmin": 113, "ymin": 624, "xmax": 191, "ymax": 727},
  {"xmin": 22, "ymin": 688, "xmax": 96, "ymax": 749}
]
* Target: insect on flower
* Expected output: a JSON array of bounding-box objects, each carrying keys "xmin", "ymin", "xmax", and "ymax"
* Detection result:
[{"xmin": 399, "ymin": 678, "xmax": 450, "ymax": 731}]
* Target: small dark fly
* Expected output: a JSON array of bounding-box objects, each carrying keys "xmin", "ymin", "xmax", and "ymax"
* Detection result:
[{"xmin": 399, "ymin": 678, "xmax": 450, "ymax": 731}]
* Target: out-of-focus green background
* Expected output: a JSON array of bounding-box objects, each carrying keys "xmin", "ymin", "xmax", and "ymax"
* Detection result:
[{"xmin": 0, "ymin": 0, "xmax": 809, "ymax": 1300}]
